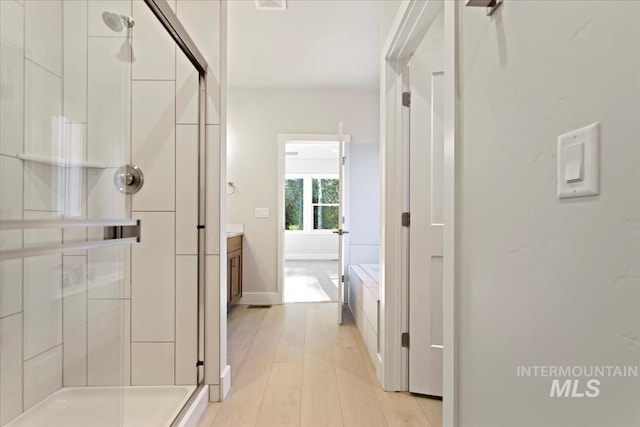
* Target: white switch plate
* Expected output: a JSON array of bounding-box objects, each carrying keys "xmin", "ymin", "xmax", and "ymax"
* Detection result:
[
  {"xmin": 557, "ymin": 122, "xmax": 599, "ymax": 199},
  {"xmin": 255, "ymin": 208, "xmax": 269, "ymax": 218}
]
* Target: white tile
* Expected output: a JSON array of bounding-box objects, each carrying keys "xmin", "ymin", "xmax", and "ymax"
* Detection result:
[
  {"xmin": 63, "ymin": 0, "xmax": 88, "ymax": 122},
  {"xmin": 0, "ymin": 313, "xmax": 23, "ymax": 425},
  {"xmin": 175, "ymin": 255, "xmax": 197, "ymax": 385},
  {"xmin": 131, "ymin": 212, "xmax": 175, "ymax": 342},
  {"xmin": 87, "ymin": 168, "xmax": 130, "ymax": 221},
  {"xmin": 23, "ymin": 210, "xmax": 62, "ymax": 247},
  {"xmin": 25, "ymin": 0, "xmax": 62, "ymax": 76},
  {"xmin": 63, "ymin": 325, "xmax": 87, "ymax": 387},
  {"xmin": 131, "ymin": 81, "xmax": 175, "ymax": 211},
  {"xmin": 23, "ymin": 345, "xmax": 62, "ymax": 410},
  {"xmin": 63, "ymin": 256, "xmax": 87, "ymax": 386},
  {"xmin": 177, "ymin": 0, "xmax": 220, "ymax": 125},
  {"xmin": 0, "ymin": 258, "xmax": 22, "ymax": 318},
  {"xmin": 175, "ymin": 49, "xmax": 198, "ymax": 125},
  {"xmin": 23, "ymin": 210, "xmax": 63, "ymax": 359},
  {"xmin": 87, "ymin": 245, "xmax": 130, "ymax": 299},
  {"xmin": 176, "ymin": 125, "xmax": 198, "ymax": 255},
  {"xmin": 0, "ymin": 155, "xmax": 22, "ymax": 315},
  {"xmin": 0, "ymin": 155, "xmax": 23, "ymax": 220},
  {"xmin": 62, "ymin": 122, "xmax": 88, "ymax": 225},
  {"xmin": 131, "ymin": 342, "xmax": 175, "ymax": 386},
  {"xmin": 87, "ymin": 299, "xmax": 131, "ymax": 386},
  {"xmin": 23, "ymin": 162, "xmax": 65, "ymax": 213},
  {"xmin": 23, "ymin": 253, "xmax": 63, "ymax": 360},
  {"xmin": 0, "ymin": 229, "xmax": 21, "ymax": 252},
  {"xmin": 87, "ymin": 37, "xmax": 130, "ymax": 166},
  {"xmin": 0, "ymin": 0, "xmax": 24, "ymax": 157},
  {"xmin": 62, "ymin": 156, "xmax": 87, "ymax": 255},
  {"xmin": 204, "ymin": 255, "xmax": 220, "ymax": 386},
  {"xmin": 88, "ymin": 0, "xmax": 131, "ymax": 38},
  {"xmin": 132, "ymin": 0, "xmax": 175, "ymax": 80},
  {"xmin": 206, "ymin": 67, "xmax": 221, "ymax": 126},
  {"xmin": 206, "ymin": 126, "xmax": 220, "ymax": 255},
  {"xmin": 24, "ymin": 60, "xmax": 63, "ymax": 159}
]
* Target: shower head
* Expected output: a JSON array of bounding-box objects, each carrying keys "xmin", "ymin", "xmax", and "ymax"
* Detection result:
[{"xmin": 101, "ymin": 11, "xmax": 135, "ymax": 32}]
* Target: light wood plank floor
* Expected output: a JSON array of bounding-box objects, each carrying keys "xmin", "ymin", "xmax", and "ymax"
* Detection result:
[{"xmin": 198, "ymin": 303, "xmax": 442, "ymax": 427}]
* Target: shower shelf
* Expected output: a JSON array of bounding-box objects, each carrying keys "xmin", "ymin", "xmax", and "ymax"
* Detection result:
[{"xmin": 17, "ymin": 153, "xmax": 108, "ymax": 169}]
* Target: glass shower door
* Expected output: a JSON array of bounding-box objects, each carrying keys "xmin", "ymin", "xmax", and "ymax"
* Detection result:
[
  {"xmin": 1, "ymin": 1, "xmax": 205, "ymax": 425},
  {"xmin": 1, "ymin": 0, "xmax": 134, "ymax": 425}
]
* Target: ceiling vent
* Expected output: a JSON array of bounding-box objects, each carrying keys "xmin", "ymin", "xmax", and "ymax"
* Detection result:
[{"xmin": 255, "ymin": 0, "xmax": 287, "ymax": 11}]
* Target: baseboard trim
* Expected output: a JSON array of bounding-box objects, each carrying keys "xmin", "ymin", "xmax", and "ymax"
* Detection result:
[
  {"xmin": 176, "ymin": 385, "xmax": 209, "ymax": 427},
  {"xmin": 284, "ymin": 254, "xmax": 338, "ymax": 260},
  {"xmin": 239, "ymin": 292, "xmax": 281, "ymax": 305},
  {"xmin": 220, "ymin": 365, "xmax": 231, "ymax": 400}
]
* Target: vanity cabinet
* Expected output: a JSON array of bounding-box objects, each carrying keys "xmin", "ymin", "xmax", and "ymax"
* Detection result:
[{"xmin": 227, "ymin": 235, "xmax": 243, "ymax": 309}]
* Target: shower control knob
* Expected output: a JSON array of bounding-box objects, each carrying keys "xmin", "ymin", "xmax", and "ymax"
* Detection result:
[{"xmin": 114, "ymin": 165, "xmax": 144, "ymax": 194}]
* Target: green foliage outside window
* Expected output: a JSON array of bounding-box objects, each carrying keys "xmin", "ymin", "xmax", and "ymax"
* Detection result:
[
  {"xmin": 285, "ymin": 179, "xmax": 304, "ymax": 230},
  {"xmin": 312, "ymin": 179, "xmax": 339, "ymax": 230}
]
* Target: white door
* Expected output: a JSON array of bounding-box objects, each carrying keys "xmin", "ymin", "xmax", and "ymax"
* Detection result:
[
  {"xmin": 408, "ymin": 41, "xmax": 445, "ymax": 395},
  {"xmin": 336, "ymin": 129, "xmax": 349, "ymax": 324}
]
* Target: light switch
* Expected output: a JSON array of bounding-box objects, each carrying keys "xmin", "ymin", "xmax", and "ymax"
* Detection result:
[
  {"xmin": 557, "ymin": 122, "xmax": 599, "ymax": 199},
  {"xmin": 564, "ymin": 142, "xmax": 584, "ymax": 183},
  {"xmin": 255, "ymin": 208, "xmax": 269, "ymax": 218}
]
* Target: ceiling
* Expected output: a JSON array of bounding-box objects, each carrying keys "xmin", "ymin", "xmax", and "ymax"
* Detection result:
[
  {"xmin": 227, "ymin": 0, "xmax": 381, "ymax": 90},
  {"xmin": 286, "ymin": 142, "xmax": 339, "ymax": 159}
]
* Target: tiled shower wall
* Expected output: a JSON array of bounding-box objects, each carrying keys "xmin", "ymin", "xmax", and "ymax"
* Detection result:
[{"xmin": 0, "ymin": 0, "xmax": 223, "ymax": 424}]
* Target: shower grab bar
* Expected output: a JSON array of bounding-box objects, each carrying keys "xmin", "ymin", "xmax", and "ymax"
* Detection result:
[
  {"xmin": 0, "ymin": 219, "xmax": 141, "ymax": 261},
  {"xmin": 0, "ymin": 219, "xmax": 138, "ymax": 229}
]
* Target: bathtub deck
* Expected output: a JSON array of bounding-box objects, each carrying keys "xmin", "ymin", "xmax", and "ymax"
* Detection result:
[{"xmin": 348, "ymin": 264, "xmax": 381, "ymax": 375}]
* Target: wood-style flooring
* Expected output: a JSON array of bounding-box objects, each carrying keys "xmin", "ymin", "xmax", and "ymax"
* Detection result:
[{"xmin": 198, "ymin": 303, "xmax": 442, "ymax": 427}]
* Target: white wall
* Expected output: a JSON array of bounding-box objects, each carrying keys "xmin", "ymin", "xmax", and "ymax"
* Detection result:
[
  {"xmin": 379, "ymin": 0, "xmax": 402, "ymax": 48},
  {"xmin": 227, "ymin": 88, "xmax": 379, "ymax": 299},
  {"xmin": 458, "ymin": 2, "xmax": 640, "ymax": 426},
  {"xmin": 348, "ymin": 143, "xmax": 380, "ymax": 264},
  {"xmin": 285, "ymin": 233, "xmax": 338, "ymax": 260}
]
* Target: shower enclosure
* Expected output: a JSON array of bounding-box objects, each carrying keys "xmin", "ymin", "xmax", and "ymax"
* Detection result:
[{"xmin": 0, "ymin": 0, "xmax": 211, "ymax": 425}]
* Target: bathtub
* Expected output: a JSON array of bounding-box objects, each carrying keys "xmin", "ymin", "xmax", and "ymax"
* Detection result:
[
  {"xmin": 6, "ymin": 385, "xmax": 197, "ymax": 427},
  {"xmin": 348, "ymin": 264, "xmax": 381, "ymax": 375}
]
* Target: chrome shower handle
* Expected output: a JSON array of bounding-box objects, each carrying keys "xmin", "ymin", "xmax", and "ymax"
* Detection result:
[{"xmin": 114, "ymin": 165, "xmax": 144, "ymax": 194}]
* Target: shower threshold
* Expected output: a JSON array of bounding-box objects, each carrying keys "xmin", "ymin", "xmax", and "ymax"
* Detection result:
[{"xmin": 6, "ymin": 385, "xmax": 197, "ymax": 427}]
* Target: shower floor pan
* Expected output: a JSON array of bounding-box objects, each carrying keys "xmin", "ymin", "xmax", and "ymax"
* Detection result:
[{"xmin": 6, "ymin": 385, "xmax": 197, "ymax": 427}]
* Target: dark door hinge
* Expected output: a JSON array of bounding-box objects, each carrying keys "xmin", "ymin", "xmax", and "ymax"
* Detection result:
[
  {"xmin": 341, "ymin": 275, "xmax": 345, "ymax": 283},
  {"xmin": 342, "ymin": 156, "xmax": 346, "ymax": 165},
  {"xmin": 196, "ymin": 360, "xmax": 204, "ymax": 367},
  {"xmin": 401, "ymin": 332, "xmax": 410, "ymax": 348},
  {"xmin": 402, "ymin": 212, "xmax": 411, "ymax": 227},
  {"xmin": 402, "ymin": 91, "xmax": 411, "ymax": 107}
]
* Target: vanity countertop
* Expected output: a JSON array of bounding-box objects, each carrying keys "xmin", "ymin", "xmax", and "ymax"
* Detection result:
[{"xmin": 226, "ymin": 232, "xmax": 243, "ymax": 238}]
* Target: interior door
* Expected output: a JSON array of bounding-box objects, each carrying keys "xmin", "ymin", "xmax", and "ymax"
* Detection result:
[
  {"xmin": 408, "ymin": 38, "xmax": 445, "ymax": 395},
  {"xmin": 337, "ymin": 126, "xmax": 349, "ymax": 324}
]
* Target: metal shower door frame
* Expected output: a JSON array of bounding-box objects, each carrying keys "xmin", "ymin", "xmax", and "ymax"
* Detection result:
[{"xmin": 143, "ymin": 0, "xmax": 209, "ymax": 423}]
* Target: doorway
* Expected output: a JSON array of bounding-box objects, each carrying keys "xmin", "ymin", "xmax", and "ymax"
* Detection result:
[
  {"xmin": 381, "ymin": 0, "xmax": 456, "ymax": 423},
  {"xmin": 277, "ymin": 135, "xmax": 350, "ymax": 306}
]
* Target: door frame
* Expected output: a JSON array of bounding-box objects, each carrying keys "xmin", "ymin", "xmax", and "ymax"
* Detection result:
[
  {"xmin": 276, "ymin": 133, "xmax": 351, "ymax": 305},
  {"xmin": 380, "ymin": 0, "xmax": 458, "ymax": 426}
]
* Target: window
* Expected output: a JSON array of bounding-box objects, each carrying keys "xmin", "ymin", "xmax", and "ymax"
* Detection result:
[
  {"xmin": 312, "ymin": 178, "xmax": 339, "ymax": 230},
  {"xmin": 284, "ymin": 175, "xmax": 340, "ymax": 232},
  {"xmin": 285, "ymin": 178, "xmax": 304, "ymax": 230}
]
